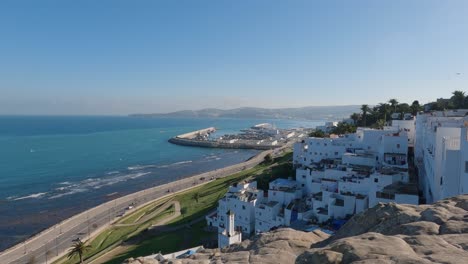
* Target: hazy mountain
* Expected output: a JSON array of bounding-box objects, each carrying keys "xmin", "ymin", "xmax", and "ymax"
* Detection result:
[{"xmin": 129, "ymin": 105, "xmax": 361, "ymax": 121}]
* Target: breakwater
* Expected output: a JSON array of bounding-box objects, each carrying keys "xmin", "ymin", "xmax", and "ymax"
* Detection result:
[{"xmin": 169, "ymin": 127, "xmax": 283, "ymax": 150}]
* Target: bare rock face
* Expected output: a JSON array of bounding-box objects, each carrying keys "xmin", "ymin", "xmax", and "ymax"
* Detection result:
[
  {"xmin": 126, "ymin": 195, "xmax": 468, "ymax": 264},
  {"xmin": 299, "ymin": 194, "xmax": 468, "ymax": 264}
]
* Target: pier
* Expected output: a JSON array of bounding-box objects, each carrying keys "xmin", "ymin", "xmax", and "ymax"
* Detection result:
[{"xmin": 169, "ymin": 127, "xmax": 285, "ymax": 150}]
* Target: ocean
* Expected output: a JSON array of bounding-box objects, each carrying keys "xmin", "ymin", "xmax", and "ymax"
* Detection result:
[{"xmin": 0, "ymin": 116, "xmax": 323, "ymax": 251}]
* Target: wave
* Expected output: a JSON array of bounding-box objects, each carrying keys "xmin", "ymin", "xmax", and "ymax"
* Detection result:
[
  {"xmin": 171, "ymin": 160, "xmax": 192, "ymax": 166},
  {"xmin": 9, "ymin": 192, "xmax": 47, "ymax": 201},
  {"xmin": 128, "ymin": 165, "xmax": 157, "ymax": 171},
  {"xmin": 48, "ymin": 188, "xmax": 87, "ymax": 199},
  {"xmin": 48, "ymin": 172, "xmax": 153, "ymax": 199},
  {"xmin": 107, "ymin": 171, "xmax": 120, "ymax": 175}
]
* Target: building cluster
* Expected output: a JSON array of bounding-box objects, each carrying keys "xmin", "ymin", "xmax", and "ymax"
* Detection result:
[{"xmin": 208, "ymin": 110, "xmax": 468, "ymax": 249}]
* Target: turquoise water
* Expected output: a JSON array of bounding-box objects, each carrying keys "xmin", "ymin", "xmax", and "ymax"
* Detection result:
[{"xmin": 0, "ymin": 116, "xmax": 323, "ymax": 250}]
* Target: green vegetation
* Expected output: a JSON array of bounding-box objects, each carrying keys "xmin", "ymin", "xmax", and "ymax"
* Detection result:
[
  {"xmin": 263, "ymin": 153, "xmax": 273, "ymax": 164},
  {"xmin": 119, "ymin": 198, "xmax": 170, "ymax": 225},
  {"xmin": 57, "ymin": 150, "xmax": 293, "ymax": 264},
  {"xmin": 336, "ymin": 90, "xmax": 468, "ymax": 130},
  {"xmin": 58, "ymin": 199, "xmax": 173, "ymax": 264},
  {"xmin": 104, "ymin": 221, "xmax": 215, "ymax": 264},
  {"xmin": 67, "ymin": 239, "xmax": 92, "ymax": 264},
  {"xmin": 309, "ymin": 122, "xmax": 357, "ymax": 138}
]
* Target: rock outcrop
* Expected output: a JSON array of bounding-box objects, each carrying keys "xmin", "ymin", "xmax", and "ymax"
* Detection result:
[
  {"xmin": 298, "ymin": 195, "xmax": 468, "ymax": 264},
  {"xmin": 125, "ymin": 195, "xmax": 468, "ymax": 264}
]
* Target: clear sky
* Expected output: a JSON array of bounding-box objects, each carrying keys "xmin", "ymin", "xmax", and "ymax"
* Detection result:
[{"xmin": 1, "ymin": 0, "xmax": 468, "ymax": 115}]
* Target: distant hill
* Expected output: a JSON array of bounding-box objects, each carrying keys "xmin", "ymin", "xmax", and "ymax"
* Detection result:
[{"xmin": 129, "ymin": 106, "xmax": 360, "ymax": 121}]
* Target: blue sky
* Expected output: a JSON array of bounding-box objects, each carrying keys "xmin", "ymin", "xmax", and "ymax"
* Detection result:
[{"xmin": 1, "ymin": 0, "xmax": 467, "ymax": 115}]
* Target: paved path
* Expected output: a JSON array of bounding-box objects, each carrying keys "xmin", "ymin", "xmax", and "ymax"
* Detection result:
[
  {"xmin": 0, "ymin": 143, "xmax": 291, "ymax": 264},
  {"xmin": 113, "ymin": 200, "xmax": 178, "ymax": 228},
  {"xmin": 89, "ymin": 201, "xmax": 181, "ymax": 264}
]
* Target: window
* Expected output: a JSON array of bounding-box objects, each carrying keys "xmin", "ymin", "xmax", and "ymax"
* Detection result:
[
  {"xmin": 397, "ymin": 144, "xmax": 401, "ymax": 149},
  {"xmin": 301, "ymin": 183, "xmax": 305, "ymax": 187},
  {"xmin": 335, "ymin": 152, "xmax": 338, "ymax": 155},
  {"xmin": 374, "ymin": 178, "xmax": 378, "ymax": 183},
  {"xmin": 465, "ymin": 161, "xmax": 468, "ymax": 173},
  {"xmin": 242, "ymin": 205, "xmax": 246, "ymax": 210}
]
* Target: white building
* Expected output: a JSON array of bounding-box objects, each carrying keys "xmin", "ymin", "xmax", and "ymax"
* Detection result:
[
  {"xmin": 255, "ymin": 178, "xmax": 303, "ymax": 233},
  {"xmin": 414, "ymin": 110, "xmax": 468, "ymax": 203},
  {"xmin": 206, "ymin": 181, "xmax": 263, "ymax": 235},
  {"xmin": 218, "ymin": 210, "xmax": 242, "ymax": 249},
  {"xmin": 292, "ymin": 126, "xmax": 418, "ymax": 223}
]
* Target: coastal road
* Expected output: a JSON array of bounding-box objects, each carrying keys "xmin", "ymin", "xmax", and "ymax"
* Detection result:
[{"xmin": 0, "ymin": 144, "xmax": 291, "ymax": 264}]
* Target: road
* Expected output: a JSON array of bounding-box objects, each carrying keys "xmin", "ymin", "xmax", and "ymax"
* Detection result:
[{"xmin": 0, "ymin": 146, "xmax": 290, "ymax": 264}]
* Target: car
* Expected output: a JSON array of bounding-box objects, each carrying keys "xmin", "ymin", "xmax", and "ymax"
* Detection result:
[
  {"xmin": 127, "ymin": 206, "xmax": 134, "ymax": 210},
  {"xmin": 199, "ymin": 177, "xmax": 206, "ymax": 180}
]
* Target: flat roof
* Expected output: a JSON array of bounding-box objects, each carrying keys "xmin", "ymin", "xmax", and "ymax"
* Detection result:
[{"xmin": 271, "ymin": 178, "xmax": 297, "ymax": 188}]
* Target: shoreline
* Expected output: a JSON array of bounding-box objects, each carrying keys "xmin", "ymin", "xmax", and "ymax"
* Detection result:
[{"xmin": 0, "ymin": 144, "xmax": 291, "ymax": 264}]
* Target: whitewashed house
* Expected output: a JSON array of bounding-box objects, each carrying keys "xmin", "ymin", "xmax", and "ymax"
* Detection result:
[
  {"xmin": 218, "ymin": 210, "xmax": 242, "ymax": 249},
  {"xmin": 206, "ymin": 181, "xmax": 263, "ymax": 235},
  {"xmin": 414, "ymin": 110, "xmax": 468, "ymax": 203}
]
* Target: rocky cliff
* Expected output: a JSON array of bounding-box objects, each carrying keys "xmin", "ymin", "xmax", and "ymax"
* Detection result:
[{"xmin": 125, "ymin": 195, "xmax": 468, "ymax": 264}]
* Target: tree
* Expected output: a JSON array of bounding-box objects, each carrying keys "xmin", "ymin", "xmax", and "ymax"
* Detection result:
[
  {"xmin": 361, "ymin": 104, "xmax": 370, "ymax": 127},
  {"xmin": 389, "ymin": 99, "xmax": 399, "ymax": 113},
  {"xmin": 451, "ymin": 90, "xmax": 466, "ymax": 109},
  {"xmin": 263, "ymin": 153, "xmax": 273, "ymax": 164},
  {"xmin": 67, "ymin": 239, "xmax": 91, "ymax": 264},
  {"xmin": 193, "ymin": 192, "xmax": 200, "ymax": 203},
  {"xmin": 330, "ymin": 122, "xmax": 357, "ymax": 135},
  {"xmin": 396, "ymin": 103, "xmax": 411, "ymax": 117},
  {"xmin": 376, "ymin": 103, "xmax": 390, "ymax": 122},
  {"xmin": 309, "ymin": 130, "xmax": 326, "ymax": 138},
  {"xmin": 410, "ymin": 100, "xmax": 422, "ymax": 115},
  {"xmin": 350, "ymin": 113, "xmax": 360, "ymax": 125},
  {"xmin": 371, "ymin": 119, "xmax": 386, "ymax": 129}
]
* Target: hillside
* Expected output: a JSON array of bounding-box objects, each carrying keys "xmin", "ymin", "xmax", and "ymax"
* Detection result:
[
  {"xmin": 129, "ymin": 106, "xmax": 361, "ymax": 121},
  {"xmin": 125, "ymin": 195, "xmax": 468, "ymax": 264}
]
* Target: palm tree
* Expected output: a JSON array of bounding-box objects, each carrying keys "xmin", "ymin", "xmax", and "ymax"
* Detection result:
[
  {"xmin": 350, "ymin": 113, "xmax": 360, "ymax": 125},
  {"xmin": 389, "ymin": 99, "xmax": 399, "ymax": 113},
  {"xmin": 377, "ymin": 103, "xmax": 390, "ymax": 122},
  {"xmin": 68, "ymin": 239, "xmax": 91, "ymax": 264},
  {"xmin": 360, "ymin": 104, "xmax": 370, "ymax": 127},
  {"xmin": 410, "ymin": 100, "xmax": 421, "ymax": 115},
  {"xmin": 451, "ymin": 90, "xmax": 466, "ymax": 109}
]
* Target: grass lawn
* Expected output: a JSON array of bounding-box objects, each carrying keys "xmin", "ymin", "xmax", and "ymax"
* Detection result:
[{"xmin": 104, "ymin": 221, "xmax": 215, "ymax": 264}]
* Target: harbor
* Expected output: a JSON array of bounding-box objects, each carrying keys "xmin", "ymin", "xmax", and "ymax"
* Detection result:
[{"xmin": 169, "ymin": 123, "xmax": 309, "ymax": 150}]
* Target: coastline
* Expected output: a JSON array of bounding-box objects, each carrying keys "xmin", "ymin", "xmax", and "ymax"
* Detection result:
[{"xmin": 0, "ymin": 144, "xmax": 291, "ymax": 264}]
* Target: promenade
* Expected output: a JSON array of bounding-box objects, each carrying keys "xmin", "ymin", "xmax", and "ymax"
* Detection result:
[{"xmin": 0, "ymin": 146, "xmax": 288, "ymax": 264}]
